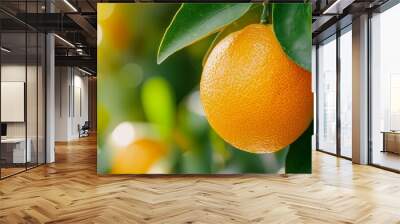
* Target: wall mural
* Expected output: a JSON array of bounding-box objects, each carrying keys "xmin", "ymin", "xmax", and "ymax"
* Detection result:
[{"xmin": 97, "ymin": 3, "xmax": 312, "ymax": 174}]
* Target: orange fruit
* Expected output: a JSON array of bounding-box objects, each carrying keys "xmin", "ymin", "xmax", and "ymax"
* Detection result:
[
  {"xmin": 111, "ymin": 139, "xmax": 166, "ymax": 174},
  {"xmin": 200, "ymin": 24, "xmax": 312, "ymax": 153}
]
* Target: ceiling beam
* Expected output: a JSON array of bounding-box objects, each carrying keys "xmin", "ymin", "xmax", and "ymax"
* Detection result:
[
  {"xmin": 322, "ymin": 0, "xmax": 356, "ymax": 15},
  {"xmin": 67, "ymin": 13, "xmax": 97, "ymax": 39},
  {"xmin": 11, "ymin": 13, "xmax": 82, "ymax": 32},
  {"xmin": 55, "ymin": 55, "xmax": 96, "ymax": 70}
]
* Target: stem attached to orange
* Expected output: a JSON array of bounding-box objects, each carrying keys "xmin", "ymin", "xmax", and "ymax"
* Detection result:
[{"xmin": 260, "ymin": 2, "xmax": 272, "ymax": 24}]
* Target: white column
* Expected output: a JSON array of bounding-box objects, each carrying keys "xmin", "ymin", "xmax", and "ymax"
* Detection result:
[
  {"xmin": 352, "ymin": 14, "xmax": 369, "ymax": 164},
  {"xmin": 46, "ymin": 32, "xmax": 55, "ymax": 163},
  {"xmin": 45, "ymin": 0, "xmax": 56, "ymax": 163}
]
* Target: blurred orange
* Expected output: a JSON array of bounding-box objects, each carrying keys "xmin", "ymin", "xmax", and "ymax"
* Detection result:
[
  {"xmin": 111, "ymin": 139, "xmax": 167, "ymax": 174},
  {"xmin": 100, "ymin": 10, "xmax": 133, "ymax": 50},
  {"xmin": 98, "ymin": 4, "xmax": 115, "ymax": 22}
]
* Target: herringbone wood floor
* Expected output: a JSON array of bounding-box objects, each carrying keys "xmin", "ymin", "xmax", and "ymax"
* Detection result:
[{"xmin": 1, "ymin": 135, "xmax": 400, "ymax": 224}]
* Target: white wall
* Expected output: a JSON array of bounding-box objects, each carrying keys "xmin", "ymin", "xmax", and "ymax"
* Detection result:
[
  {"xmin": 55, "ymin": 67, "xmax": 89, "ymax": 141},
  {"xmin": 1, "ymin": 65, "xmax": 37, "ymax": 138},
  {"xmin": 72, "ymin": 73, "xmax": 89, "ymax": 138},
  {"xmin": 55, "ymin": 66, "xmax": 70, "ymax": 141},
  {"xmin": 1, "ymin": 65, "xmax": 26, "ymax": 140}
]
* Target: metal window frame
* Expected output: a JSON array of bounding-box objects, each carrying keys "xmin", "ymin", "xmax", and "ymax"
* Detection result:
[
  {"xmin": 367, "ymin": 0, "xmax": 400, "ymax": 173},
  {"xmin": 315, "ymin": 23, "xmax": 353, "ymax": 161},
  {"xmin": 315, "ymin": 0, "xmax": 400, "ymax": 173}
]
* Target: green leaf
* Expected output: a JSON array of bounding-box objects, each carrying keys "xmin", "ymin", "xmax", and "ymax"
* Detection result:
[
  {"xmin": 141, "ymin": 77, "xmax": 175, "ymax": 139},
  {"xmin": 202, "ymin": 4, "xmax": 263, "ymax": 66},
  {"xmin": 229, "ymin": 146, "xmax": 267, "ymax": 173},
  {"xmin": 181, "ymin": 147, "xmax": 213, "ymax": 174},
  {"xmin": 158, "ymin": 3, "xmax": 252, "ymax": 64},
  {"xmin": 285, "ymin": 122, "xmax": 313, "ymax": 174},
  {"xmin": 273, "ymin": 3, "xmax": 312, "ymax": 72},
  {"xmin": 228, "ymin": 145, "xmax": 289, "ymax": 174}
]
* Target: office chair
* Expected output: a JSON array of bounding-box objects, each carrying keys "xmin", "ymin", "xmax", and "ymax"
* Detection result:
[{"xmin": 79, "ymin": 121, "xmax": 90, "ymax": 138}]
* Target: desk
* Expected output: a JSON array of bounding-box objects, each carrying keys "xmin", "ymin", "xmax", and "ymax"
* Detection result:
[
  {"xmin": 381, "ymin": 131, "xmax": 400, "ymax": 154},
  {"xmin": 1, "ymin": 138, "xmax": 31, "ymax": 163}
]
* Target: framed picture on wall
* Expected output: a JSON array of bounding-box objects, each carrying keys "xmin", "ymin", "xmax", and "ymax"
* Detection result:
[{"xmin": 1, "ymin": 82, "xmax": 25, "ymax": 122}]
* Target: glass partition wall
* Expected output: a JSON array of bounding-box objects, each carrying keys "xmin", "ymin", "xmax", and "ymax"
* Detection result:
[
  {"xmin": 0, "ymin": 4, "xmax": 46, "ymax": 179},
  {"xmin": 0, "ymin": 31, "xmax": 27, "ymax": 177},
  {"xmin": 316, "ymin": 26, "xmax": 353, "ymax": 159}
]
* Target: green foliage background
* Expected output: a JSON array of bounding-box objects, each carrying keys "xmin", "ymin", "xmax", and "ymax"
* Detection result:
[{"xmin": 97, "ymin": 3, "xmax": 312, "ymax": 174}]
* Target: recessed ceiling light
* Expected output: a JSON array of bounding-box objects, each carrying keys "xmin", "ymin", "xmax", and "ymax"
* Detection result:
[
  {"xmin": 78, "ymin": 67, "xmax": 93, "ymax": 76},
  {"xmin": 54, "ymin": 34, "xmax": 75, "ymax": 48},
  {"xmin": 1, "ymin": 47, "xmax": 11, "ymax": 53},
  {"xmin": 63, "ymin": 0, "xmax": 78, "ymax": 12}
]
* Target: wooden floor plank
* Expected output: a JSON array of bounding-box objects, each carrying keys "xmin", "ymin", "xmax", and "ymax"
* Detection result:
[{"xmin": 0, "ymin": 135, "xmax": 399, "ymax": 224}]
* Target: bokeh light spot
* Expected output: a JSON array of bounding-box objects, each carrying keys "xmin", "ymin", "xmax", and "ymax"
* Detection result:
[
  {"xmin": 187, "ymin": 90, "xmax": 205, "ymax": 116},
  {"xmin": 111, "ymin": 122, "xmax": 136, "ymax": 148},
  {"xmin": 97, "ymin": 24, "xmax": 103, "ymax": 46},
  {"xmin": 98, "ymin": 3, "xmax": 115, "ymax": 22},
  {"xmin": 119, "ymin": 63, "xmax": 143, "ymax": 87}
]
